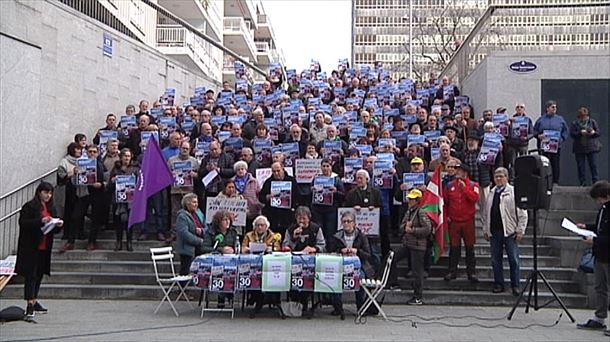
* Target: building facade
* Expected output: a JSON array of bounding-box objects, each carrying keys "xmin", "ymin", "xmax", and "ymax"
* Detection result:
[
  {"xmin": 351, "ymin": 0, "xmax": 610, "ymax": 82},
  {"xmin": 222, "ymin": 0, "xmax": 286, "ymax": 85},
  {"xmin": 60, "ymin": 0, "xmax": 285, "ymax": 86}
]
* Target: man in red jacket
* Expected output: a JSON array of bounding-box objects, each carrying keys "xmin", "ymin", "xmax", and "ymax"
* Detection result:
[{"xmin": 443, "ymin": 163, "xmax": 480, "ymax": 283}]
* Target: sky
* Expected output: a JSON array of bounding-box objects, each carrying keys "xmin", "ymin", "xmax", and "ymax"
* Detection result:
[{"xmin": 261, "ymin": 0, "xmax": 352, "ymax": 73}]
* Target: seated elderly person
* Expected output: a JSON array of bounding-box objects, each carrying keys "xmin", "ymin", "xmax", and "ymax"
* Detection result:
[
  {"xmin": 175, "ymin": 193, "xmax": 206, "ymax": 276},
  {"xmin": 283, "ymin": 206, "xmax": 326, "ymax": 319},
  {"xmin": 283, "ymin": 206, "xmax": 326, "ymax": 254},
  {"xmin": 328, "ymin": 211, "xmax": 374, "ymax": 320},
  {"xmin": 241, "ymin": 215, "xmax": 282, "ymax": 318},
  {"xmin": 242, "ymin": 215, "xmax": 282, "ymax": 254}
]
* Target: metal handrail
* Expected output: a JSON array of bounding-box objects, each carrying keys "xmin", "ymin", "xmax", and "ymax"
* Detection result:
[
  {"xmin": 0, "ymin": 168, "xmax": 56, "ymax": 201},
  {"xmin": 1, "ymin": 168, "xmax": 58, "ymax": 258}
]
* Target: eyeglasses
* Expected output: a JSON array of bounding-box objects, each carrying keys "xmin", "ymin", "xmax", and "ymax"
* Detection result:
[
  {"xmin": 341, "ymin": 220, "xmax": 354, "ymax": 223},
  {"xmin": 87, "ymin": 150, "xmax": 98, "ymax": 154}
]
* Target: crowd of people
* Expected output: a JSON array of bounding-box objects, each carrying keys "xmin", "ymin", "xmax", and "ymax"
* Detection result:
[{"xmin": 15, "ymin": 60, "xmax": 607, "ymax": 323}]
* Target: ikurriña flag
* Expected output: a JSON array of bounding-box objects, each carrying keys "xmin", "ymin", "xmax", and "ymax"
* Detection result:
[
  {"xmin": 128, "ymin": 138, "xmax": 174, "ymax": 229},
  {"xmin": 419, "ymin": 167, "xmax": 447, "ymax": 263}
]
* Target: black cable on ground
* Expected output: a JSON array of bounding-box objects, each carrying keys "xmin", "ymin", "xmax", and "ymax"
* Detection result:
[
  {"xmin": 4, "ymin": 318, "xmax": 211, "ymax": 342},
  {"xmin": 355, "ymin": 311, "xmax": 564, "ymax": 329}
]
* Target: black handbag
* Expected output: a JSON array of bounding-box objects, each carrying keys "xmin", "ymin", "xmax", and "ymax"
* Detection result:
[{"xmin": 578, "ymin": 249, "xmax": 595, "ymax": 273}]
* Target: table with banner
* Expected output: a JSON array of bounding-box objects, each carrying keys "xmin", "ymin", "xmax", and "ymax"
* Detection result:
[{"xmin": 190, "ymin": 253, "xmax": 362, "ymax": 294}]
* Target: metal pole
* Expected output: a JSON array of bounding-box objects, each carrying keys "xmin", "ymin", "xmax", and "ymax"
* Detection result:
[
  {"xmin": 141, "ymin": 0, "xmax": 267, "ymax": 77},
  {"xmin": 409, "ymin": 0, "xmax": 413, "ymax": 79}
]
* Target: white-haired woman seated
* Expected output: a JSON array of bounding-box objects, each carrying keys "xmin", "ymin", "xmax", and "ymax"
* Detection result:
[
  {"xmin": 242, "ymin": 215, "xmax": 282, "ymax": 318},
  {"xmin": 242, "ymin": 215, "xmax": 281, "ymax": 254}
]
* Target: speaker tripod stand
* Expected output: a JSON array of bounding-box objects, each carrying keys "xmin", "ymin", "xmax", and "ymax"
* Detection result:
[{"xmin": 508, "ymin": 209, "xmax": 575, "ymax": 322}]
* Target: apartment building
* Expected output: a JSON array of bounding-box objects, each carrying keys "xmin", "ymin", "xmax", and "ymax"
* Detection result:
[
  {"xmin": 222, "ymin": 0, "xmax": 286, "ymax": 85},
  {"xmin": 60, "ymin": 0, "xmax": 285, "ymax": 86},
  {"xmin": 351, "ymin": 0, "xmax": 610, "ymax": 81}
]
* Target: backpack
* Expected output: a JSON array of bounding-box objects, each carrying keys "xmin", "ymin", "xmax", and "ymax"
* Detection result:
[{"xmin": 0, "ymin": 306, "xmax": 25, "ymax": 322}]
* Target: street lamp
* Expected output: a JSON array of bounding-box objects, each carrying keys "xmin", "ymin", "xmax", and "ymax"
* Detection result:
[{"xmin": 402, "ymin": 0, "xmax": 413, "ymax": 80}]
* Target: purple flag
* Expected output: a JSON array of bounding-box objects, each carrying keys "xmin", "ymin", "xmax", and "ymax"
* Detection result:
[{"xmin": 128, "ymin": 138, "xmax": 174, "ymax": 228}]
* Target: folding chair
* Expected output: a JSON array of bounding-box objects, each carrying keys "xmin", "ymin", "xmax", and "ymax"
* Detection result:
[
  {"xmin": 357, "ymin": 251, "xmax": 394, "ymax": 321},
  {"xmin": 150, "ymin": 247, "xmax": 194, "ymax": 317}
]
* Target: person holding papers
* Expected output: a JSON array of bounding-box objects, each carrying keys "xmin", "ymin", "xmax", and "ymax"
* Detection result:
[
  {"xmin": 311, "ymin": 158, "xmax": 345, "ymax": 242},
  {"xmin": 482, "ymin": 168, "xmax": 528, "ymax": 296},
  {"xmin": 533, "ymin": 100, "xmax": 569, "ymax": 184},
  {"xmin": 16, "ymin": 182, "xmax": 63, "ymax": 321},
  {"xmin": 576, "ymin": 180, "xmax": 610, "ymax": 336},
  {"xmin": 258, "ymin": 162, "xmax": 298, "ymax": 239},
  {"xmin": 241, "ymin": 215, "xmax": 282, "ymax": 318},
  {"xmin": 107, "ymin": 148, "xmax": 140, "ymax": 251}
]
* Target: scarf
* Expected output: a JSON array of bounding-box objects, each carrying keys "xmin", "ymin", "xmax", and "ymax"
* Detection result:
[
  {"xmin": 234, "ymin": 174, "xmax": 249, "ymax": 194},
  {"xmin": 577, "ymin": 118, "xmax": 590, "ymax": 130}
]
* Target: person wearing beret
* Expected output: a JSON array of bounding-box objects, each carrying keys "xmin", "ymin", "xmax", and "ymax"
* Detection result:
[{"xmin": 443, "ymin": 163, "xmax": 480, "ymax": 283}]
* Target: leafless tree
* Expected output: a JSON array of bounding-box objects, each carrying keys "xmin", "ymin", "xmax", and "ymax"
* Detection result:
[{"xmin": 401, "ymin": 4, "xmax": 505, "ymax": 83}]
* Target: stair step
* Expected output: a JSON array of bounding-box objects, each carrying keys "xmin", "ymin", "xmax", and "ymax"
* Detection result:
[
  {"xmin": 396, "ymin": 255, "xmax": 561, "ymax": 268},
  {"xmin": 0, "ymin": 284, "xmax": 589, "ymax": 308},
  {"xmin": 53, "ymin": 239, "xmax": 169, "ymax": 252},
  {"xmin": 12, "ymin": 272, "xmax": 580, "ymax": 293},
  {"xmin": 414, "ymin": 266, "xmax": 577, "ymax": 280},
  {"xmin": 394, "ymin": 277, "xmax": 581, "ymax": 293}
]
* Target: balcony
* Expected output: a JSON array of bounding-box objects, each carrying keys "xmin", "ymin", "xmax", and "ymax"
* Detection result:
[
  {"xmin": 223, "ymin": 17, "xmax": 257, "ymax": 61},
  {"xmin": 224, "ymin": 0, "xmax": 257, "ymax": 24},
  {"xmin": 156, "ymin": 25, "xmax": 222, "ymax": 82},
  {"xmin": 255, "ymin": 13, "xmax": 274, "ymax": 40},
  {"xmin": 222, "ymin": 54, "xmax": 255, "ymax": 85},
  {"xmin": 157, "ymin": 0, "xmax": 222, "ymax": 41},
  {"xmin": 254, "ymin": 41, "xmax": 272, "ymax": 65}
]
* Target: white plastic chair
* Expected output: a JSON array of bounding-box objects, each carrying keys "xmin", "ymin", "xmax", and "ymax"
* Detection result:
[
  {"xmin": 357, "ymin": 251, "xmax": 394, "ymax": 321},
  {"xmin": 150, "ymin": 247, "xmax": 194, "ymax": 317}
]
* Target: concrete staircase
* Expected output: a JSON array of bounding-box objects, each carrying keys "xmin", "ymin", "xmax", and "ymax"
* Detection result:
[{"xmin": 2, "ymin": 187, "xmax": 597, "ymax": 308}]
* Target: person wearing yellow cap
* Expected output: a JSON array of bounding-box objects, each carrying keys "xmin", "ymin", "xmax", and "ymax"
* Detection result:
[{"xmin": 387, "ymin": 188, "xmax": 432, "ymax": 305}]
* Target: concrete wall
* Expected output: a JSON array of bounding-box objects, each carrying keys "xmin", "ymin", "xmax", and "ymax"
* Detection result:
[
  {"xmin": 461, "ymin": 49, "xmax": 610, "ymax": 184},
  {"xmin": 0, "ymin": 0, "xmax": 221, "ymax": 196},
  {"xmin": 462, "ymin": 49, "xmax": 610, "ymax": 119}
]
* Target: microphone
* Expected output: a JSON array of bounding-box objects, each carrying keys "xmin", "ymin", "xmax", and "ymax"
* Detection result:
[
  {"xmin": 235, "ymin": 238, "xmax": 241, "ymax": 255},
  {"xmin": 212, "ymin": 234, "xmax": 225, "ymax": 251},
  {"xmin": 271, "ymin": 233, "xmax": 282, "ymax": 252},
  {"xmin": 273, "ymin": 233, "xmax": 282, "ymax": 242}
]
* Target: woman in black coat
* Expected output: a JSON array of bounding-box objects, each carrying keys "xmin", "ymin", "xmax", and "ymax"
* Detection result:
[
  {"xmin": 15, "ymin": 181, "xmax": 63, "ymax": 320},
  {"xmin": 569, "ymin": 106, "xmax": 602, "ymax": 186}
]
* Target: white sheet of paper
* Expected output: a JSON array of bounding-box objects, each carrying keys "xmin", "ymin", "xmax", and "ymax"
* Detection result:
[
  {"xmin": 561, "ymin": 218, "xmax": 597, "ymax": 238},
  {"xmin": 41, "ymin": 218, "xmax": 63, "ymax": 235},
  {"xmin": 201, "ymin": 170, "xmax": 218, "ymax": 187},
  {"xmin": 249, "ymin": 242, "xmax": 267, "ymax": 253},
  {"xmin": 266, "ymin": 261, "xmax": 287, "ymax": 287}
]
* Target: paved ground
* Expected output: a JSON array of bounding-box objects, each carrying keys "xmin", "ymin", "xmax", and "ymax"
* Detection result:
[{"xmin": 0, "ymin": 299, "xmax": 608, "ymax": 342}]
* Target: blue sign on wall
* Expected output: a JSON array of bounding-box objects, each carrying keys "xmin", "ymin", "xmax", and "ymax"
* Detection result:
[
  {"xmin": 103, "ymin": 33, "xmax": 113, "ymax": 57},
  {"xmin": 509, "ymin": 60, "xmax": 536, "ymax": 73}
]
